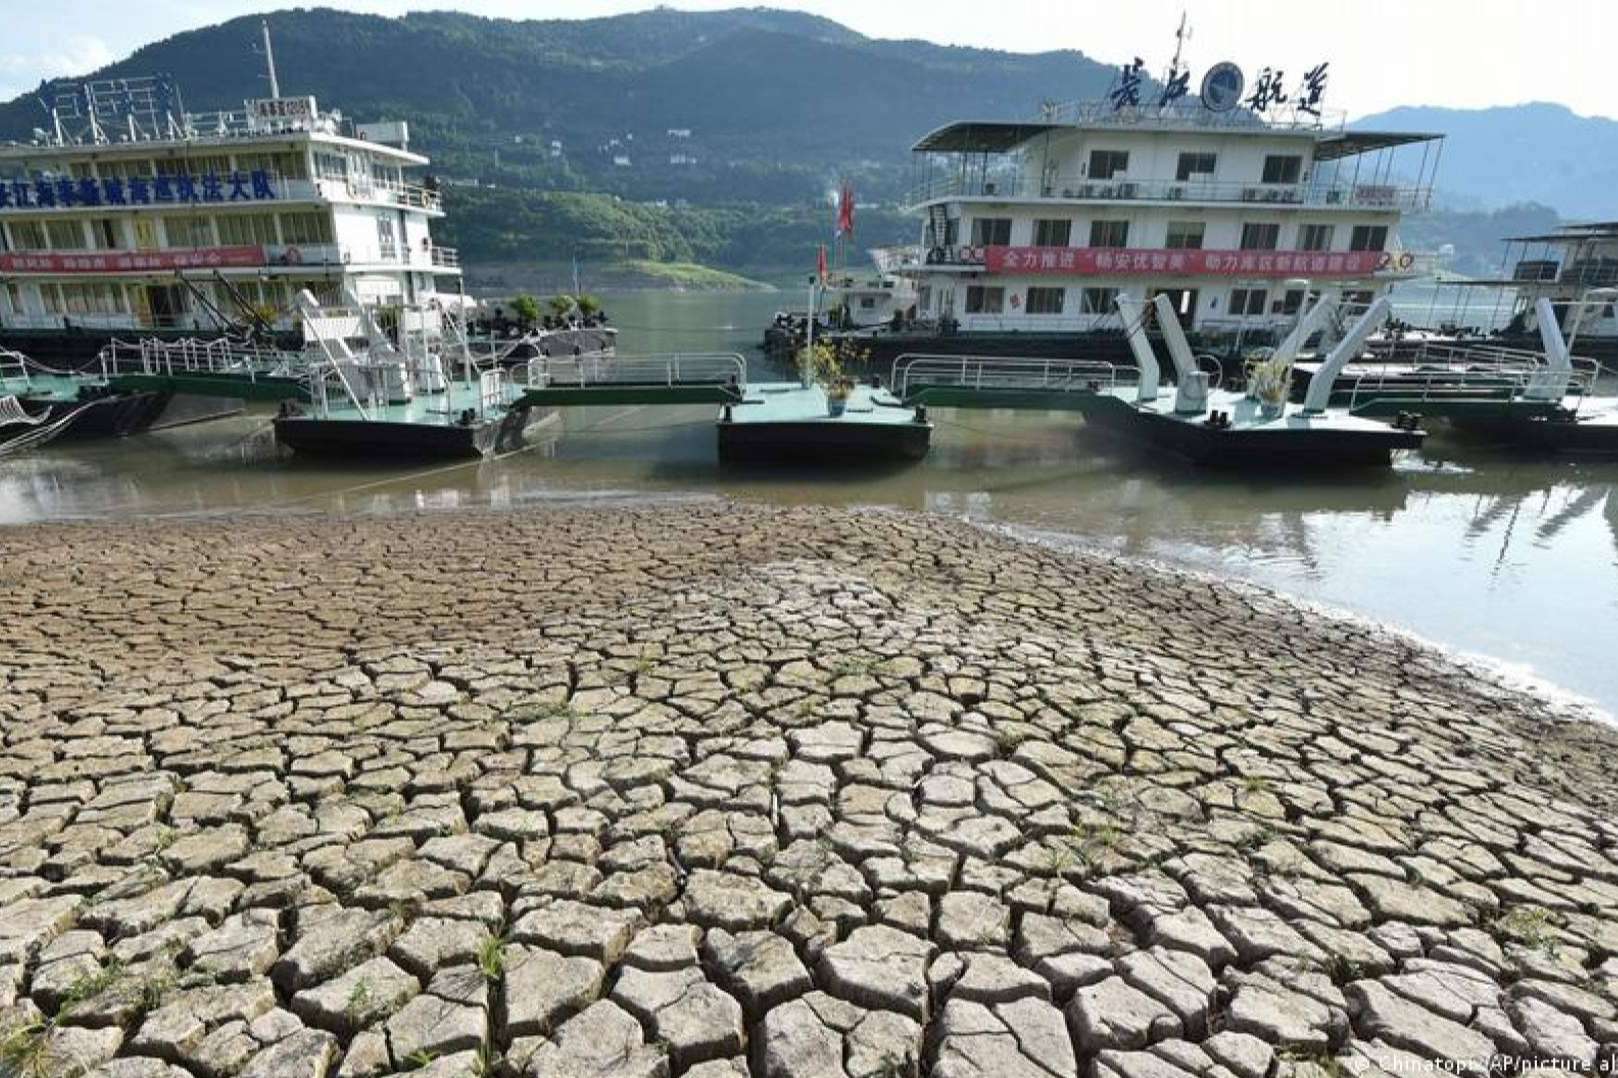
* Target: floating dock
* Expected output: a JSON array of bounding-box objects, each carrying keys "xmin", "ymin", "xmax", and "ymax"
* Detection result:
[
  {"xmin": 513, "ymin": 354, "xmax": 933, "ymax": 464},
  {"xmin": 1287, "ymin": 296, "xmax": 1618, "ymax": 456},
  {"xmin": 889, "ymin": 291, "xmax": 1425, "ymax": 469},
  {"xmin": 718, "ymin": 381, "xmax": 930, "ymax": 462},
  {"xmin": 1, "ymin": 347, "xmax": 241, "ymax": 452}
]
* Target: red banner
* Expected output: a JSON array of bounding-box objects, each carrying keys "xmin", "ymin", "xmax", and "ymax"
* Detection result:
[
  {"xmin": 0, "ymin": 246, "xmax": 266, "ymax": 274},
  {"xmin": 982, "ymin": 246, "xmax": 1386, "ymax": 278}
]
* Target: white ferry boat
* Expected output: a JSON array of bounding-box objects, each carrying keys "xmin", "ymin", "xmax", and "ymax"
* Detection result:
[
  {"xmin": 0, "ymin": 30, "xmax": 476, "ymax": 365},
  {"xmin": 1427, "ymin": 223, "xmax": 1618, "ymax": 359},
  {"xmin": 820, "ymin": 50, "xmax": 1445, "ymax": 372}
]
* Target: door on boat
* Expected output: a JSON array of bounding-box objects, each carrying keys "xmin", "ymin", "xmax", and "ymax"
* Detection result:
[
  {"xmin": 143, "ymin": 285, "xmax": 187, "ymax": 330},
  {"xmin": 1148, "ymin": 288, "xmax": 1199, "ymax": 329},
  {"xmin": 134, "ymin": 219, "xmax": 158, "ymax": 251}
]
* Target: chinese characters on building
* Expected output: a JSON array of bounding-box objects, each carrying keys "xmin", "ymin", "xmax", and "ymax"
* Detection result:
[
  {"xmin": 983, "ymin": 246, "xmax": 1378, "ymax": 278},
  {"xmin": 1109, "ymin": 57, "xmax": 1328, "ymax": 114},
  {"xmin": 0, "ymin": 169, "xmax": 277, "ymax": 211}
]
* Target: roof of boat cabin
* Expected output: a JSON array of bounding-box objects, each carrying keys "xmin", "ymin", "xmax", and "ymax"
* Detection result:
[{"xmin": 1504, "ymin": 223, "xmax": 1618, "ymax": 243}]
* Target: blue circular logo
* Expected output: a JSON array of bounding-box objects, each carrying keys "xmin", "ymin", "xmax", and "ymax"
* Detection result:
[{"xmin": 1201, "ymin": 62, "xmax": 1245, "ymax": 112}]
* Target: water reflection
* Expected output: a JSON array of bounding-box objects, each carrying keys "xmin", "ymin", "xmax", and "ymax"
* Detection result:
[{"xmin": 3, "ymin": 289, "xmax": 1617, "ymax": 716}]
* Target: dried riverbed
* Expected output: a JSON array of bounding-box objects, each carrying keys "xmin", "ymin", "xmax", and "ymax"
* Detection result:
[{"xmin": 1, "ymin": 502, "xmax": 1616, "ymax": 1078}]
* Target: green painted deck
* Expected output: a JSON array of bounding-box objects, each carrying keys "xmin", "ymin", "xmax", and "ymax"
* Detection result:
[
  {"xmin": 731, "ymin": 381, "xmax": 920, "ymax": 426},
  {"xmin": 2, "ymin": 373, "xmax": 107, "ymax": 404},
  {"xmin": 292, "ymin": 380, "xmax": 525, "ymax": 425},
  {"xmin": 109, "ymin": 370, "xmax": 308, "ymax": 403}
]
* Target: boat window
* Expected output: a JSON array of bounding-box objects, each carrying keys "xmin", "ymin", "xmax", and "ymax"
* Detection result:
[
  {"xmin": 1229, "ymin": 288, "xmax": 1269, "ymax": 316},
  {"xmin": 1088, "ymin": 220, "xmax": 1129, "ymax": 248},
  {"xmin": 969, "ymin": 218, "xmax": 1012, "ymax": 246},
  {"xmin": 7, "ymin": 221, "xmax": 46, "ymax": 251},
  {"xmin": 1175, "ymin": 152, "xmax": 1217, "ymax": 182},
  {"xmin": 88, "ymin": 218, "xmax": 122, "ymax": 250},
  {"xmin": 1261, "ymin": 155, "xmax": 1302, "ymax": 184},
  {"xmin": 217, "ymin": 213, "xmax": 279, "ymax": 246},
  {"xmin": 964, "ymin": 286, "xmax": 1004, "ymax": 314},
  {"xmin": 163, "ymin": 216, "xmax": 214, "ymax": 248},
  {"xmin": 1033, "ymin": 219, "xmax": 1072, "ymax": 247},
  {"xmin": 45, "ymin": 219, "xmax": 85, "ymax": 250},
  {"xmin": 1026, "ymin": 287, "xmax": 1066, "ymax": 314},
  {"xmin": 1088, "ymin": 150, "xmax": 1129, "ymax": 180},
  {"xmin": 58, "ymin": 282, "xmax": 126, "ymax": 315},
  {"xmin": 280, "ymin": 212, "xmax": 335, "ymax": 246},
  {"xmin": 1298, "ymin": 224, "xmax": 1335, "ymax": 251},
  {"xmin": 314, "ymin": 152, "xmax": 348, "ymax": 182},
  {"xmin": 917, "ymin": 285, "xmax": 932, "ymax": 313},
  {"xmin": 1281, "ymin": 289, "xmax": 1306, "ymax": 315},
  {"xmin": 859, "ymin": 297, "xmax": 876, "ymax": 309},
  {"xmin": 1165, "ymin": 221, "xmax": 1204, "ymax": 250},
  {"xmin": 1080, "ymin": 287, "xmax": 1119, "ymax": 315},
  {"xmin": 1349, "ymin": 225, "xmax": 1388, "ymax": 252},
  {"xmin": 1239, "ymin": 223, "xmax": 1280, "ymax": 250}
]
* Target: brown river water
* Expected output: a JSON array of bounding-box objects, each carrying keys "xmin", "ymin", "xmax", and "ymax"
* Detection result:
[{"xmin": 4, "ymin": 289, "xmax": 1616, "ymax": 718}]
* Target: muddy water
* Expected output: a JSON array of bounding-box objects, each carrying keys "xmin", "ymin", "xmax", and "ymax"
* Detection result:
[{"xmin": 4, "ymin": 289, "xmax": 1615, "ymax": 716}]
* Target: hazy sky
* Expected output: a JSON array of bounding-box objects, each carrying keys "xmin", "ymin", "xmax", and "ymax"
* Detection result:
[{"xmin": 2, "ymin": 0, "xmax": 1613, "ymax": 121}]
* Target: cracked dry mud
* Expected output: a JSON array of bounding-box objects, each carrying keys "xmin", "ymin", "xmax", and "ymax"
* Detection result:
[{"xmin": 1, "ymin": 501, "xmax": 1616, "ymax": 1078}]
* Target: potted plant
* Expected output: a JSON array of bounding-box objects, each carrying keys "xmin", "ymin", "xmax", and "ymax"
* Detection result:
[{"xmin": 797, "ymin": 341, "xmax": 856, "ymax": 416}]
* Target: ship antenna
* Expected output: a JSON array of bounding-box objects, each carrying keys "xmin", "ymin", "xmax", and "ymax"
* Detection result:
[
  {"xmin": 261, "ymin": 18, "xmax": 281, "ymax": 98},
  {"xmin": 1168, "ymin": 11, "xmax": 1190, "ymax": 79}
]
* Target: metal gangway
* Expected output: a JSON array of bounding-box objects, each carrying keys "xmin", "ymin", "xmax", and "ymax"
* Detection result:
[
  {"xmin": 890, "ymin": 354, "xmax": 1140, "ymax": 412},
  {"xmin": 1329, "ymin": 298, "xmax": 1616, "ymax": 420},
  {"xmin": 514, "ymin": 352, "xmax": 748, "ymax": 407},
  {"xmin": 102, "ymin": 335, "xmax": 311, "ymax": 400}
]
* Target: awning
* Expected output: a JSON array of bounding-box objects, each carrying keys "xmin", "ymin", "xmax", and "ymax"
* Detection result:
[
  {"xmin": 1316, "ymin": 130, "xmax": 1443, "ymax": 160},
  {"xmin": 911, "ymin": 122, "xmax": 1063, "ymax": 154}
]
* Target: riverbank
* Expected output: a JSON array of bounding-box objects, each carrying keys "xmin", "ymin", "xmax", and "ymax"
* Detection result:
[
  {"xmin": 1, "ymin": 501, "xmax": 1615, "ymax": 1077},
  {"xmin": 463, "ymin": 259, "xmax": 777, "ymax": 296}
]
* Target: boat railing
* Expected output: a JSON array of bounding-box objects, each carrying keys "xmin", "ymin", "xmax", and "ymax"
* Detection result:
[
  {"xmin": 906, "ymin": 172, "xmax": 1431, "ymax": 211},
  {"xmin": 100, "ymin": 336, "xmax": 301, "ymax": 382},
  {"xmin": 0, "ymin": 348, "xmax": 32, "ymax": 387},
  {"xmin": 1341, "ymin": 364, "xmax": 1599, "ymax": 415},
  {"xmin": 529, "ymin": 352, "xmax": 748, "ymax": 389},
  {"xmin": 892, "ymin": 352, "xmax": 1139, "ymax": 399}
]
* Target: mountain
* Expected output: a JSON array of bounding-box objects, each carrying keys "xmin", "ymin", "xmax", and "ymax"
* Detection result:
[
  {"xmin": 1354, "ymin": 103, "xmax": 1618, "ymax": 219},
  {"xmin": 0, "ymin": 7, "xmax": 1118, "ymax": 206}
]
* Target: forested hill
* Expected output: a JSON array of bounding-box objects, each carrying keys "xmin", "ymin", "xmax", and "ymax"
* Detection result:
[{"xmin": 0, "ymin": 7, "xmax": 1118, "ymax": 205}]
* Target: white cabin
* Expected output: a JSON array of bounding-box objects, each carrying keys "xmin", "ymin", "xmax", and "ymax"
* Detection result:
[
  {"xmin": 0, "ymin": 85, "xmax": 459, "ymax": 336},
  {"xmin": 902, "ymin": 100, "xmax": 1443, "ymax": 340}
]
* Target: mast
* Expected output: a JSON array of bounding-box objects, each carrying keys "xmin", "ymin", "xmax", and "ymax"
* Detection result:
[{"xmin": 262, "ymin": 19, "xmax": 281, "ymax": 99}]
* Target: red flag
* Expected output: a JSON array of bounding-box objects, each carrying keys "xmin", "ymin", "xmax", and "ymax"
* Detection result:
[
  {"xmin": 836, "ymin": 181, "xmax": 855, "ymax": 236},
  {"xmin": 816, "ymin": 243, "xmax": 828, "ymax": 281}
]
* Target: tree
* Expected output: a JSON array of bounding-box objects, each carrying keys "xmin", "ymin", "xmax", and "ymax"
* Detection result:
[{"xmin": 510, "ymin": 294, "xmax": 541, "ymax": 328}]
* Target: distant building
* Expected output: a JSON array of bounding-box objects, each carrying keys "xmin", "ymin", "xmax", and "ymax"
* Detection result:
[
  {"xmin": 612, "ymin": 155, "xmax": 632, "ymax": 168},
  {"xmin": 667, "ymin": 129, "xmax": 692, "ymax": 139}
]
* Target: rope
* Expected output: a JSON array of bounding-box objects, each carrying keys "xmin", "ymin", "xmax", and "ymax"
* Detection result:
[
  {"xmin": 0, "ymin": 399, "xmax": 107, "ymax": 459},
  {"xmin": 0, "ymin": 395, "xmax": 45, "ymax": 427}
]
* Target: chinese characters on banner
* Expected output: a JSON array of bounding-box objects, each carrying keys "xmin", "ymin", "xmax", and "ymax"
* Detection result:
[
  {"xmin": 0, "ymin": 246, "xmax": 267, "ymax": 274},
  {"xmin": 0, "ymin": 170, "xmax": 277, "ymax": 211},
  {"xmin": 981, "ymin": 246, "xmax": 1381, "ymax": 278}
]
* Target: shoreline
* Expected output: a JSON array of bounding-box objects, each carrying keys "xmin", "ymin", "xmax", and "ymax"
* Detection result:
[{"xmin": 2, "ymin": 500, "xmax": 1616, "ymax": 1076}]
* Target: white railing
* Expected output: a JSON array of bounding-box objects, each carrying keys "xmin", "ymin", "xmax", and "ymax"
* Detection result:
[
  {"xmin": 0, "ymin": 348, "xmax": 32, "ymax": 387},
  {"xmin": 100, "ymin": 336, "xmax": 305, "ymax": 382},
  {"xmin": 1037, "ymin": 99, "xmax": 1347, "ymax": 133},
  {"xmin": 1341, "ymin": 365, "xmax": 1599, "ymax": 415},
  {"xmin": 907, "ymin": 173, "xmax": 1432, "ymax": 211},
  {"xmin": 891, "ymin": 352, "xmax": 1140, "ymax": 399},
  {"xmin": 529, "ymin": 351, "xmax": 748, "ymax": 389}
]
